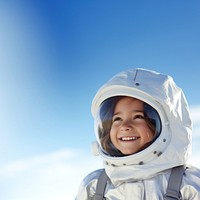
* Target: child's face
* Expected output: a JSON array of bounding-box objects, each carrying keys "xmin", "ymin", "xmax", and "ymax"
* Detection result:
[{"xmin": 110, "ymin": 97, "xmax": 154, "ymax": 155}]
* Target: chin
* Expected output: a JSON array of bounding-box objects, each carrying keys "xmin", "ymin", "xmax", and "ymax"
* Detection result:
[{"xmin": 121, "ymin": 150, "xmax": 137, "ymax": 155}]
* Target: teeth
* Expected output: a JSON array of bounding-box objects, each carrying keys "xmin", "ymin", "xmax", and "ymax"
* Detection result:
[{"xmin": 121, "ymin": 136, "xmax": 138, "ymax": 141}]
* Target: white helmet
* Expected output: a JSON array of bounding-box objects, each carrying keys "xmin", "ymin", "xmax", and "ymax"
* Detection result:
[{"xmin": 91, "ymin": 68, "xmax": 192, "ymax": 169}]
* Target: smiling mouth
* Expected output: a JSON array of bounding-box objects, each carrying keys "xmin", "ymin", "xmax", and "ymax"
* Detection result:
[{"xmin": 120, "ymin": 136, "xmax": 140, "ymax": 141}]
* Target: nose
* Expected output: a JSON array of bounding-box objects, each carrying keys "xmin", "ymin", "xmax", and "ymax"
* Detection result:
[{"xmin": 120, "ymin": 120, "xmax": 133, "ymax": 132}]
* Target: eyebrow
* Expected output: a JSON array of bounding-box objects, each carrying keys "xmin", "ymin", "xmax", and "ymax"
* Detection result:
[{"xmin": 113, "ymin": 110, "xmax": 144, "ymax": 116}]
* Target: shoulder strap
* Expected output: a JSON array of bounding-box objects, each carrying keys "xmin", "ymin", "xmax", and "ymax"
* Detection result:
[
  {"xmin": 93, "ymin": 165, "xmax": 185, "ymax": 200},
  {"xmin": 164, "ymin": 165, "xmax": 185, "ymax": 200},
  {"xmin": 92, "ymin": 169, "xmax": 109, "ymax": 200}
]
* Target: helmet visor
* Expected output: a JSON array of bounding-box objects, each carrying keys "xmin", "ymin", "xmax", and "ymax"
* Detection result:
[{"xmin": 96, "ymin": 96, "xmax": 162, "ymax": 156}]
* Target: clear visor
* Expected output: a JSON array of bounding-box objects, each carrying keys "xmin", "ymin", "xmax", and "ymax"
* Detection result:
[{"xmin": 96, "ymin": 96, "xmax": 162, "ymax": 156}]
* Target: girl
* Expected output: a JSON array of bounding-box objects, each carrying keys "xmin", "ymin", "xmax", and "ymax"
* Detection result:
[{"xmin": 75, "ymin": 68, "xmax": 200, "ymax": 199}]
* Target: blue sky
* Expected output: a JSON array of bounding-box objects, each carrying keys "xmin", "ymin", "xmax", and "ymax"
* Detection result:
[{"xmin": 0, "ymin": 0, "xmax": 200, "ymax": 199}]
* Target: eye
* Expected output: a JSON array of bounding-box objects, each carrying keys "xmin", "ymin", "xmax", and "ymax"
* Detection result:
[
  {"xmin": 134, "ymin": 114, "xmax": 145, "ymax": 120},
  {"xmin": 112, "ymin": 116, "xmax": 122, "ymax": 122}
]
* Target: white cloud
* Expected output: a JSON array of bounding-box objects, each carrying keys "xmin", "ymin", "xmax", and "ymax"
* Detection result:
[
  {"xmin": 0, "ymin": 148, "xmax": 102, "ymax": 200},
  {"xmin": 187, "ymin": 105, "xmax": 200, "ymax": 167},
  {"xmin": 190, "ymin": 105, "xmax": 200, "ymax": 126}
]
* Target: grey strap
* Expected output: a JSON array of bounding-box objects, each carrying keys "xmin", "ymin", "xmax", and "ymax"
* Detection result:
[
  {"xmin": 164, "ymin": 165, "xmax": 185, "ymax": 200},
  {"xmin": 92, "ymin": 169, "xmax": 109, "ymax": 200},
  {"xmin": 93, "ymin": 165, "xmax": 185, "ymax": 200}
]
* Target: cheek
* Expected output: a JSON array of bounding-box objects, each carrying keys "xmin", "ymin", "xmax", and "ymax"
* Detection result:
[
  {"xmin": 109, "ymin": 128, "xmax": 117, "ymax": 142},
  {"xmin": 139, "ymin": 126, "xmax": 154, "ymax": 140},
  {"xmin": 145, "ymin": 132, "xmax": 154, "ymax": 141}
]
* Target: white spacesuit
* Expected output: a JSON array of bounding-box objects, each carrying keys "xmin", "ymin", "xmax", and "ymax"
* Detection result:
[{"xmin": 75, "ymin": 68, "xmax": 200, "ymax": 199}]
